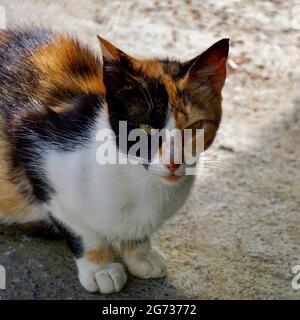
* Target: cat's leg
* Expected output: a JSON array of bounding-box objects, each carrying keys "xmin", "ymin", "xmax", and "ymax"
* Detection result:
[
  {"xmin": 76, "ymin": 244, "xmax": 127, "ymax": 294},
  {"xmin": 120, "ymin": 238, "xmax": 167, "ymax": 279},
  {"xmin": 50, "ymin": 215, "xmax": 127, "ymax": 294}
]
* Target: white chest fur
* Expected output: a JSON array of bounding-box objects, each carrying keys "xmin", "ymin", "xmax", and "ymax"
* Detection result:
[{"xmin": 45, "ymin": 142, "xmax": 193, "ymax": 242}]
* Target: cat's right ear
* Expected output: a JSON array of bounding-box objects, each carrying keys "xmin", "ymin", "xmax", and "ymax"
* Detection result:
[
  {"xmin": 97, "ymin": 36, "xmax": 139, "ymax": 92},
  {"xmin": 180, "ymin": 38, "xmax": 229, "ymax": 94}
]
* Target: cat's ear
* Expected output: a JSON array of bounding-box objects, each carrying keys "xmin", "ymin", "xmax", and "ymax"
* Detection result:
[
  {"xmin": 182, "ymin": 38, "xmax": 229, "ymax": 93},
  {"xmin": 97, "ymin": 35, "xmax": 137, "ymax": 66},
  {"xmin": 97, "ymin": 36, "xmax": 139, "ymax": 92}
]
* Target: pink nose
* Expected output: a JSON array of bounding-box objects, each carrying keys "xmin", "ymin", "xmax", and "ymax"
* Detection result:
[{"xmin": 165, "ymin": 163, "xmax": 180, "ymax": 172}]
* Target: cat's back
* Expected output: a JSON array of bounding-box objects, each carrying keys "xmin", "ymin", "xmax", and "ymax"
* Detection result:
[
  {"xmin": 0, "ymin": 29, "xmax": 53, "ymax": 218},
  {"xmin": 0, "ymin": 27, "xmax": 105, "ymax": 115},
  {"xmin": 0, "ymin": 28, "xmax": 53, "ymax": 105}
]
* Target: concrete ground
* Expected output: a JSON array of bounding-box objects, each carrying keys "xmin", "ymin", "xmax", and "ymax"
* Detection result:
[{"xmin": 0, "ymin": 0, "xmax": 299, "ymax": 299}]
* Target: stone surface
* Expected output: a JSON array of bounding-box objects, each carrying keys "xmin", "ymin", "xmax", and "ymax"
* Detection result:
[{"xmin": 0, "ymin": 0, "xmax": 299, "ymax": 299}]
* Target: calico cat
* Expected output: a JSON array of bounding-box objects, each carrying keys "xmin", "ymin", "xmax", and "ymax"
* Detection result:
[{"xmin": 0, "ymin": 27, "xmax": 228, "ymax": 294}]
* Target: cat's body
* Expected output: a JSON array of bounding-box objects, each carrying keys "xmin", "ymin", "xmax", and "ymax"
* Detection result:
[{"xmin": 0, "ymin": 27, "xmax": 228, "ymax": 294}]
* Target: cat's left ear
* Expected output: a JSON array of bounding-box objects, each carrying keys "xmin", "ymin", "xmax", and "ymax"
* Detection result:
[{"xmin": 182, "ymin": 38, "xmax": 229, "ymax": 94}]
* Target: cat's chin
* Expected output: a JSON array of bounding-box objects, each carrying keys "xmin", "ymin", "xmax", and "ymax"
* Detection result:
[{"xmin": 158, "ymin": 174, "xmax": 183, "ymax": 184}]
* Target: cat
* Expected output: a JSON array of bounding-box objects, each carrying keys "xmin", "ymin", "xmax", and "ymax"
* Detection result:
[{"xmin": 0, "ymin": 27, "xmax": 228, "ymax": 294}]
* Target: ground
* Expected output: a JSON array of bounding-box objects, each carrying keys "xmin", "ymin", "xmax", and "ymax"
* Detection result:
[{"xmin": 0, "ymin": 0, "xmax": 299, "ymax": 299}]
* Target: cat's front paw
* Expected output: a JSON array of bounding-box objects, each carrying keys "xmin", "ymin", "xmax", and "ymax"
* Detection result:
[
  {"xmin": 78, "ymin": 262, "xmax": 127, "ymax": 294},
  {"xmin": 124, "ymin": 248, "xmax": 167, "ymax": 279}
]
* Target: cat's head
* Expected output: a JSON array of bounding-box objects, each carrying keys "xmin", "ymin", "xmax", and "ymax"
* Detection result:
[{"xmin": 98, "ymin": 36, "xmax": 229, "ymax": 184}]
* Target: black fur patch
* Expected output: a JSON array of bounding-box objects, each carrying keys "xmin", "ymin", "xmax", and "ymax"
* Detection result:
[
  {"xmin": 49, "ymin": 214, "xmax": 83, "ymax": 259},
  {"xmin": 159, "ymin": 58, "xmax": 189, "ymax": 80},
  {"xmin": 0, "ymin": 29, "xmax": 53, "ymax": 113},
  {"xmin": 103, "ymin": 62, "xmax": 169, "ymax": 162}
]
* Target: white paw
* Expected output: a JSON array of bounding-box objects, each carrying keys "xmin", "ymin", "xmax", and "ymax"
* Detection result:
[
  {"xmin": 78, "ymin": 261, "xmax": 127, "ymax": 294},
  {"xmin": 124, "ymin": 249, "xmax": 167, "ymax": 279}
]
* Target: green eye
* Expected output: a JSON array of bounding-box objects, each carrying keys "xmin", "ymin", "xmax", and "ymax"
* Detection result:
[{"xmin": 139, "ymin": 124, "xmax": 154, "ymax": 135}]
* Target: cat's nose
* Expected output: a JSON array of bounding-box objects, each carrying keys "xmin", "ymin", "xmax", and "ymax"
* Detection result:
[{"xmin": 165, "ymin": 163, "xmax": 180, "ymax": 172}]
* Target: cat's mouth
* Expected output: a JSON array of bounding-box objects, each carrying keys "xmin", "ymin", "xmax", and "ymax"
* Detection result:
[
  {"xmin": 147, "ymin": 163, "xmax": 185, "ymax": 184},
  {"xmin": 160, "ymin": 174, "xmax": 182, "ymax": 184}
]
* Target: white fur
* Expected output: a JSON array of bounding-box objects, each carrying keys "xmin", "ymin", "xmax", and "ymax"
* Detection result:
[
  {"xmin": 76, "ymin": 258, "xmax": 127, "ymax": 293},
  {"xmin": 42, "ymin": 109, "xmax": 194, "ymax": 293},
  {"xmin": 121, "ymin": 240, "xmax": 167, "ymax": 279}
]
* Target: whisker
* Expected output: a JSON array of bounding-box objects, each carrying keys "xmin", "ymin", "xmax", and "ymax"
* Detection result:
[
  {"xmin": 135, "ymin": 80, "xmax": 155, "ymax": 113},
  {"xmin": 144, "ymin": 85, "xmax": 155, "ymax": 111}
]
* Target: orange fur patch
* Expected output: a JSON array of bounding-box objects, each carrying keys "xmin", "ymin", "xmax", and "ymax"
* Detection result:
[
  {"xmin": 0, "ymin": 30, "xmax": 7, "ymax": 45},
  {"xmin": 30, "ymin": 34, "xmax": 105, "ymax": 113},
  {"xmin": 0, "ymin": 120, "xmax": 33, "ymax": 215},
  {"xmin": 85, "ymin": 245, "xmax": 112, "ymax": 265},
  {"xmin": 132, "ymin": 59, "xmax": 193, "ymax": 126},
  {"xmin": 132, "ymin": 59, "xmax": 164, "ymax": 79}
]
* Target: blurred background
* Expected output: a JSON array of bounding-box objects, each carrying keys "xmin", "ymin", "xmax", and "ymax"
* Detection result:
[{"xmin": 0, "ymin": 0, "xmax": 299, "ymax": 299}]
